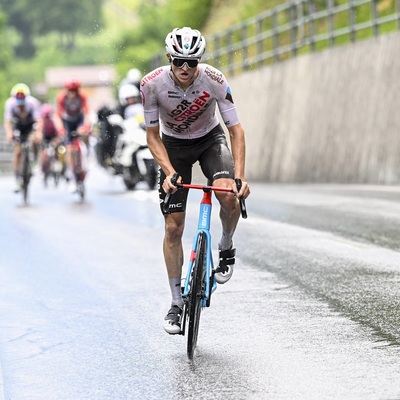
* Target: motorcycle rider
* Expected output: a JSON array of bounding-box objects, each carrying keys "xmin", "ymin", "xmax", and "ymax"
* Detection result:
[
  {"xmin": 117, "ymin": 83, "xmax": 144, "ymax": 121},
  {"xmin": 119, "ymin": 68, "xmax": 142, "ymax": 91},
  {"xmin": 3, "ymin": 83, "xmax": 42, "ymax": 192}
]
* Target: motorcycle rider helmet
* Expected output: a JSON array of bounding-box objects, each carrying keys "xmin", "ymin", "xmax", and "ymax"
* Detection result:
[
  {"xmin": 126, "ymin": 68, "xmax": 142, "ymax": 85},
  {"xmin": 11, "ymin": 83, "xmax": 30, "ymax": 104},
  {"xmin": 165, "ymin": 27, "xmax": 206, "ymax": 59},
  {"xmin": 65, "ymin": 79, "xmax": 81, "ymax": 91},
  {"xmin": 118, "ymin": 84, "xmax": 140, "ymax": 106}
]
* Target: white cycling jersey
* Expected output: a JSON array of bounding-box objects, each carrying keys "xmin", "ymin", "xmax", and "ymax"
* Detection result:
[
  {"xmin": 4, "ymin": 95, "xmax": 40, "ymax": 121},
  {"xmin": 140, "ymin": 64, "xmax": 240, "ymax": 139}
]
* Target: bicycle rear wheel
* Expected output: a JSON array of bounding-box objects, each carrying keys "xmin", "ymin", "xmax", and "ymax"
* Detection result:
[
  {"xmin": 187, "ymin": 231, "xmax": 207, "ymax": 359},
  {"xmin": 72, "ymin": 148, "xmax": 85, "ymax": 201}
]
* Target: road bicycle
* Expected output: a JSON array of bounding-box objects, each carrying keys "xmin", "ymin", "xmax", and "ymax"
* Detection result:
[
  {"xmin": 41, "ymin": 138, "xmax": 66, "ymax": 187},
  {"xmin": 70, "ymin": 131, "xmax": 87, "ymax": 201},
  {"xmin": 13, "ymin": 130, "xmax": 33, "ymax": 205},
  {"xmin": 20, "ymin": 139, "xmax": 32, "ymax": 204},
  {"xmin": 163, "ymin": 177, "xmax": 247, "ymax": 359}
]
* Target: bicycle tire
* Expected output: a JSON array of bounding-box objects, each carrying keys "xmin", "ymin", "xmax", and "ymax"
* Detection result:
[
  {"xmin": 187, "ymin": 231, "xmax": 207, "ymax": 359},
  {"xmin": 78, "ymin": 181, "xmax": 85, "ymax": 201},
  {"xmin": 21, "ymin": 146, "xmax": 31, "ymax": 204}
]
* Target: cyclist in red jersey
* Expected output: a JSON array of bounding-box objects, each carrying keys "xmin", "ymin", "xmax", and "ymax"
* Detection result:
[
  {"xmin": 55, "ymin": 79, "xmax": 91, "ymax": 192},
  {"xmin": 141, "ymin": 27, "xmax": 250, "ymax": 334}
]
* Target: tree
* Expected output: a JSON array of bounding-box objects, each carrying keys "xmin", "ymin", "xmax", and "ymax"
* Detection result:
[
  {"xmin": 2, "ymin": 0, "xmax": 105, "ymax": 58},
  {"xmin": 0, "ymin": 8, "xmax": 12, "ymax": 118},
  {"xmin": 116, "ymin": 0, "xmax": 212, "ymax": 74}
]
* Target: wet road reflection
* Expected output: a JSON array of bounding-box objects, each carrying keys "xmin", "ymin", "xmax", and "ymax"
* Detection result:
[{"xmin": 0, "ymin": 170, "xmax": 399, "ymax": 399}]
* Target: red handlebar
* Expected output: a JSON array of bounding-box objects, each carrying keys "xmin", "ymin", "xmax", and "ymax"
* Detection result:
[{"xmin": 176, "ymin": 183, "xmax": 233, "ymax": 193}]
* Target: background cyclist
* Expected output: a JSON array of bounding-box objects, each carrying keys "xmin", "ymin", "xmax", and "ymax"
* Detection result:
[
  {"xmin": 38, "ymin": 103, "xmax": 62, "ymax": 183},
  {"xmin": 141, "ymin": 27, "xmax": 250, "ymax": 334},
  {"xmin": 3, "ymin": 83, "xmax": 42, "ymax": 193},
  {"xmin": 55, "ymin": 79, "xmax": 91, "ymax": 192}
]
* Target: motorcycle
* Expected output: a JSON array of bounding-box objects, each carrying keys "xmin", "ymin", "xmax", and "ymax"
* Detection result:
[{"xmin": 95, "ymin": 107, "xmax": 158, "ymax": 190}]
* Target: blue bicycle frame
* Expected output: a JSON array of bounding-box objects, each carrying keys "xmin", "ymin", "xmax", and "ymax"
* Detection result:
[{"xmin": 182, "ymin": 189, "xmax": 217, "ymax": 308}]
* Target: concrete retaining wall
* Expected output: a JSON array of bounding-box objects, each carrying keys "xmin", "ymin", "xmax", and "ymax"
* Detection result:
[
  {"xmin": 3, "ymin": 33, "xmax": 400, "ymax": 183},
  {"xmin": 230, "ymin": 32, "xmax": 400, "ymax": 183}
]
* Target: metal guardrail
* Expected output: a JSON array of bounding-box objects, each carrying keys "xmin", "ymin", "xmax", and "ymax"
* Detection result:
[
  {"xmin": 0, "ymin": 128, "xmax": 13, "ymax": 175},
  {"xmin": 152, "ymin": 0, "xmax": 400, "ymax": 75}
]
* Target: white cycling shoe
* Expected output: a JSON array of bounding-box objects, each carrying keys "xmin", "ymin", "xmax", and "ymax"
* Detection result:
[
  {"xmin": 164, "ymin": 305, "xmax": 183, "ymax": 335},
  {"xmin": 214, "ymin": 247, "xmax": 236, "ymax": 284}
]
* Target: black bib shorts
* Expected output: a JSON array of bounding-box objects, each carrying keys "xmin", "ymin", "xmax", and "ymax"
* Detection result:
[{"xmin": 159, "ymin": 124, "xmax": 235, "ymax": 214}]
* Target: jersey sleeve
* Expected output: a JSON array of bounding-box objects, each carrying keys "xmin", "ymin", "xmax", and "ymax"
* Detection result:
[
  {"xmin": 56, "ymin": 93, "xmax": 65, "ymax": 118},
  {"xmin": 31, "ymin": 97, "xmax": 41, "ymax": 120},
  {"xmin": 207, "ymin": 67, "xmax": 240, "ymax": 128},
  {"xmin": 141, "ymin": 68, "xmax": 166, "ymax": 127}
]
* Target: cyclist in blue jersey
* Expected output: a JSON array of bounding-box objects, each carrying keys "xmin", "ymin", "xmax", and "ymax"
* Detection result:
[{"xmin": 141, "ymin": 27, "xmax": 250, "ymax": 334}]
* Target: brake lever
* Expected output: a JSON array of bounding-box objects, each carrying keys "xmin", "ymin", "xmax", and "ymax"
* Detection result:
[
  {"xmin": 162, "ymin": 172, "xmax": 180, "ymax": 213},
  {"xmin": 234, "ymin": 178, "xmax": 248, "ymax": 219}
]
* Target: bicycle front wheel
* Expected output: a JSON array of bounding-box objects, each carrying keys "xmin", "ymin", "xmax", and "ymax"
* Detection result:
[
  {"xmin": 187, "ymin": 231, "xmax": 207, "ymax": 360},
  {"xmin": 21, "ymin": 147, "xmax": 31, "ymax": 204}
]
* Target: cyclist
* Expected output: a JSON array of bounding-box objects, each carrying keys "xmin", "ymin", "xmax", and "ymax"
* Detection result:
[
  {"xmin": 3, "ymin": 83, "xmax": 42, "ymax": 193},
  {"xmin": 55, "ymin": 79, "xmax": 91, "ymax": 192},
  {"xmin": 38, "ymin": 103, "xmax": 62, "ymax": 182},
  {"xmin": 141, "ymin": 27, "xmax": 250, "ymax": 334}
]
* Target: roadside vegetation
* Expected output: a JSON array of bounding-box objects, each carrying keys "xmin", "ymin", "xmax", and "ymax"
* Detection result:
[{"xmin": 0, "ymin": 0, "xmax": 397, "ymax": 117}]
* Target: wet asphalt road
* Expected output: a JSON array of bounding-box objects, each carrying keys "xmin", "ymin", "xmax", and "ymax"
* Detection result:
[{"xmin": 0, "ymin": 161, "xmax": 400, "ymax": 399}]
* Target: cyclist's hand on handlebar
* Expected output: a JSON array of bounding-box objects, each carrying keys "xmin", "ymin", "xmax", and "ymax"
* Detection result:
[
  {"xmin": 78, "ymin": 124, "xmax": 91, "ymax": 135},
  {"xmin": 163, "ymin": 172, "xmax": 181, "ymax": 194},
  {"xmin": 232, "ymin": 178, "xmax": 250, "ymax": 199}
]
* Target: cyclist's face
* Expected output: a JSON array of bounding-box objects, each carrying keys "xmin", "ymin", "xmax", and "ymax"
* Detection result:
[
  {"xmin": 67, "ymin": 89, "xmax": 78, "ymax": 97},
  {"xmin": 170, "ymin": 60, "xmax": 198, "ymax": 86}
]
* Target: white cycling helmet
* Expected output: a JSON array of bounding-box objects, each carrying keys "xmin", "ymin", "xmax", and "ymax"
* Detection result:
[
  {"xmin": 165, "ymin": 27, "xmax": 206, "ymax": 58},
  {"xmin": 118, "ymin": 84, "xmax": 140, "ymax": 105},
  {"xmin": 126, "ymin": 68, "xmax": 142, "ymax": 84}
]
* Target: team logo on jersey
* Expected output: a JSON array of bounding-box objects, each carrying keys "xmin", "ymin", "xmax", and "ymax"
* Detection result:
[
  {"xmin": 204, "ymin": 66, "xmax": 224, "ymax": 84},
  {"xmin": 141, "ymin": 68, "xmax": 163, "ymax": 86},
  {"xmin": 225, "ymin": 87, "xmax": 234, "ymax": 104},
  {"xmin": 168, "ymin": 90, "xmax": 181, "ymax": 99},
  {"xmin": 165, "ymin": 91, "xmax": 211, "ymax": 133}
]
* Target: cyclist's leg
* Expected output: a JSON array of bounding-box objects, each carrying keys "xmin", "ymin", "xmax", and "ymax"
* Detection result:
[
  {"xmin": 198, "ymin": 130, "xmax": 239, "ymax": 251},
  {"xmin": 199, "ymin": 131, "xmax": 239, "ymax": 283},
  {"xmin": 164, "ymin": 212, "xmax": 185, "ymax": 301},
  {"xmin": 159, "ymin": 138, "xmax": 193, "ymax": 332},
  {"xmin": 13, "ymin": 144, "xmax": 22, "ymax": 191},
  {"xmin": 159, "ymin": 164, "xmax": 191, "ymax": 307},
  {"xmin": 63, "ymin": 120, "xmax": 78, "ymax": 190},
  {"xmin": 213, "ymin": 177, "xmax": 240, "ymax": 250}
]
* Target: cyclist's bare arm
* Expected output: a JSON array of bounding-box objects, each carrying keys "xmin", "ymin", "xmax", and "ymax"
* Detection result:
[
  {"xmin": 227, "ymin": 122, "xmax": 250, "ymax": 199},
  {"xmin": 4, "ymin": 120, "xmax": 13, "ymax": 142},
  {"xmin": 146, "ymin": 126, "xmax": 180, "ymax": 193}
]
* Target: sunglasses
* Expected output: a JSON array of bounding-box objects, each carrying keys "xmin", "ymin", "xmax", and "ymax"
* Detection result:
[{"xmin": 171, "ymin": 57, "xmax": 199, "ymax": 69}]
